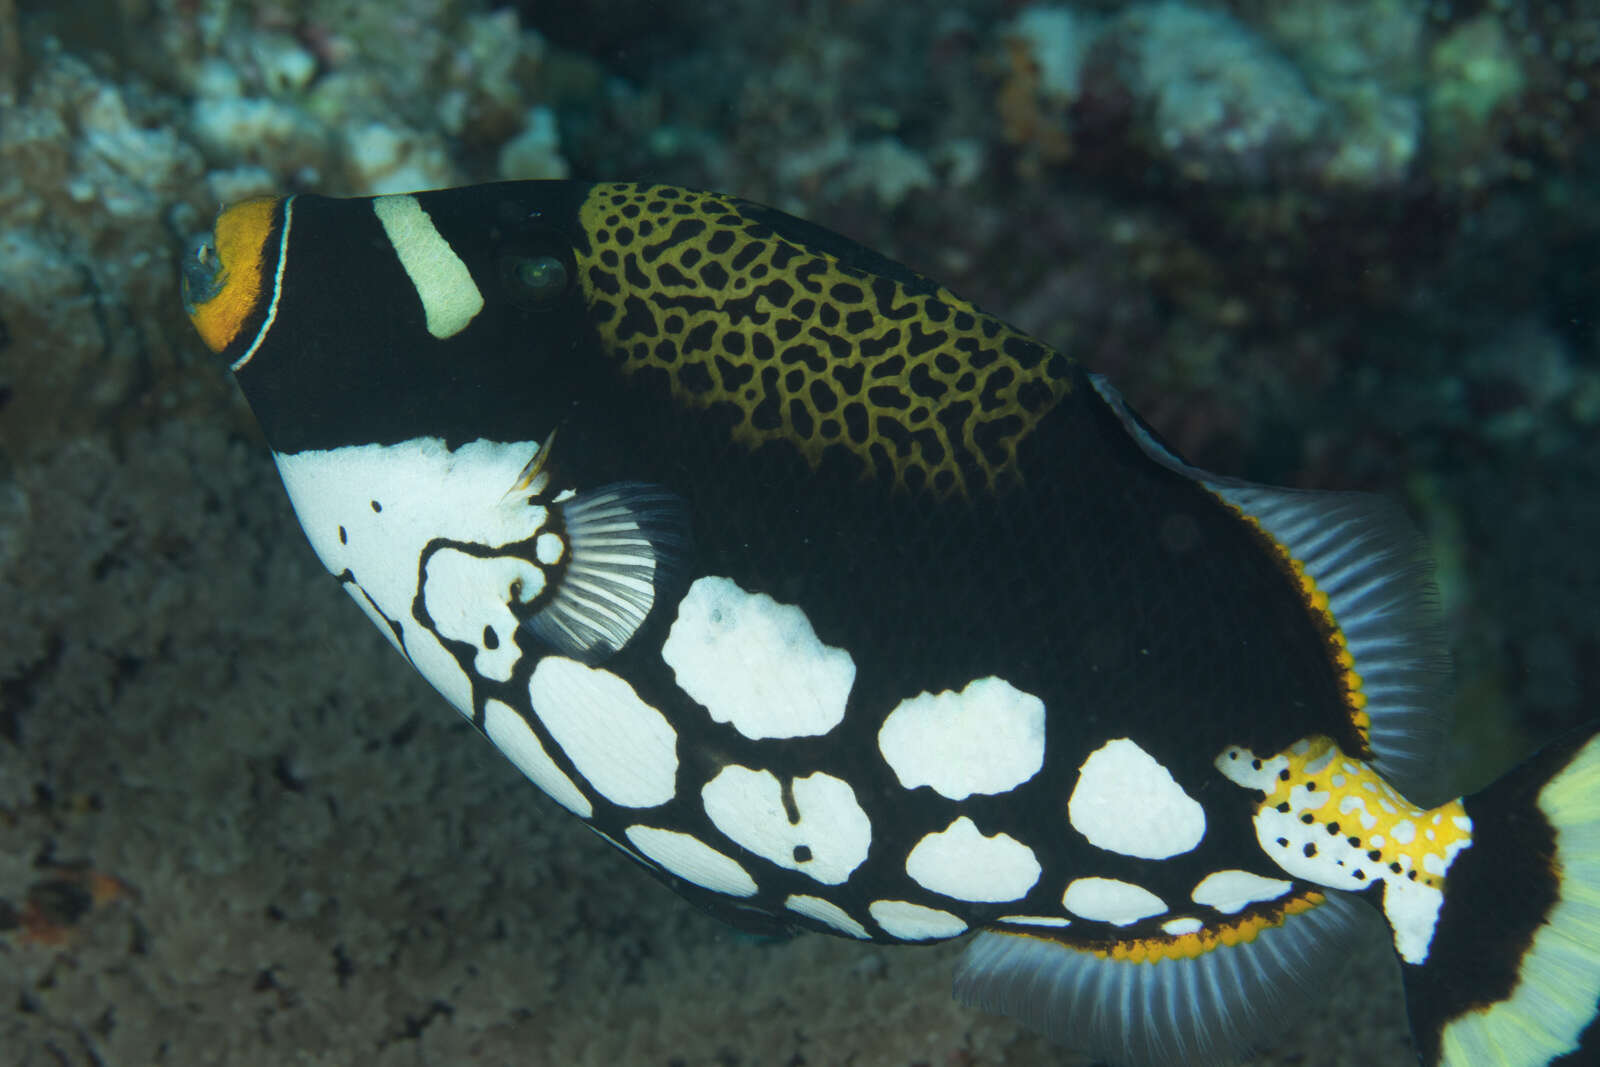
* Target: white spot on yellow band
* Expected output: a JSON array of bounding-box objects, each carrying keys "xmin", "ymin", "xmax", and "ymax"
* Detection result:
[
  {"xmin": 1218, "ymin": 736, "xmax": 1472, "ymax": 964},
  {"xmin": 372, "ymin": 194, "xmax": 484, "ymax": 339}
]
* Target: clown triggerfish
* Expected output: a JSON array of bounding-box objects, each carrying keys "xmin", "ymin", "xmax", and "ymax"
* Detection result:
[{"xmin": 183, "ymin": 181, "xmax": 1600, "ymax": 1066}]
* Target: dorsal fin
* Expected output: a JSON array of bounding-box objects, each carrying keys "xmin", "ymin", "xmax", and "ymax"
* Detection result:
[
  {"xmin": 954, "ymin": 891, "xmax": 1377, "ymax": 1066},
  {"xmin": 1091, "ymin": 375, "xmax": 1452, "ymax": 802}
]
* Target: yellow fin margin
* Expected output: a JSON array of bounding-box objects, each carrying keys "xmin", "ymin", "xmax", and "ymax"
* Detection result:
[{"xmin": 1093, "ymin": 890, "xmax": 1324, "ymax": 963}]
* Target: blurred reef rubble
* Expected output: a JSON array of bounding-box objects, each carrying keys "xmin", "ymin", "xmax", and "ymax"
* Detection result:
[{"xmin": 1, "ymin": 1, "xmax": 1597, "ymax": 1064}]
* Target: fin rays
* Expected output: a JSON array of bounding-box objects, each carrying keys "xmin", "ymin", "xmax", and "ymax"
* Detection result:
[
  {"xmin": 954, "ymin": 893, "xmax": 1374, "ymax": 1067},
  {"xmin": 1220, "ymin": 484, "xmax": 1450, "ymax": 799},
  {"xmin": 1090, "ymin": 375, "xmax": 1451, "ymax": 802},
  {"xmin": 526, "ymin": 483, "xmax": 691, "ymax": 663}
]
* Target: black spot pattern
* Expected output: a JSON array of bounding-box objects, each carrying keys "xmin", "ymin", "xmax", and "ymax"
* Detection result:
[{"xmin": 576, "ymin": 184, "xmax": 1070, "ymax": 496}]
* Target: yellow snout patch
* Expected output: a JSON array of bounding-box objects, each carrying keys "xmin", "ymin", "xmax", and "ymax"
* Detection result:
[{"xmin": 187, "ymin": 196, "xmax": 279, "ymax": 353}]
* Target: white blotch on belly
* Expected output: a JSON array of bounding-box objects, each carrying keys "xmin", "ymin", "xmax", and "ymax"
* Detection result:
[
  {"xmin": 877, "ymin": 677, "xmax": 1046, "ymax": 801},
  {"xmin": 904, "ymin": 816, "xmax": 1041, "ymax": 902},
  {"xmin": 274, "ymin": 438, "xmax": 552, "ymax": 714},
  {"xmin": 868, "ymin": 900, "xmax": 969, "ymax": 940},
  {"xmin": 622, "ymin": 825, "xmax": 758, "ymax": 897},
  {"xmin": 1062, "ymin": 877, "xmax": 1167, "ymax": 926},
  {"xmin": 421, "ymin": 549, "xmax": 544, "ymax": 681},
  {"xmin": 1068, "ymin": 738, "xmax": 1206, "ymax": 859},
  {"xmin": 1190, "ymin": 869, "xmax": 1293, "ymax": 914},
  {"xmin": 662, "ymin": 576, "xmax": 855, "ymax": 740},
  {"xmin": 701, "ymin": 765, "xmax": 871, "ymax": 884},
  {"xmin": 483, "ymin": 699, "xmax": 592, "ymax": 817},
  {"xmin": 786, "ymin": 895, "xmax": 870, "ymax": 939},
  {"xmin": 528, "ymin": 656, "xmax": 678, "ymax": 808}
]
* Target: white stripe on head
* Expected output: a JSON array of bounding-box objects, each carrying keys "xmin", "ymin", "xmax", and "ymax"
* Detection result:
[{"xmin": 372, "ymin": 194, "xmax": 485, "ymax": 339}]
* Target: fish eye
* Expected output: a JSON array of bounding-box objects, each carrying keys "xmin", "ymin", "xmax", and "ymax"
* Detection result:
[
  {"xmin": 505, "ymin": 253, "xmax": 570, "ymax": 307},
  {"xmin": 181, "ymin": 232, "xmax": 224, "ymax": 315}
]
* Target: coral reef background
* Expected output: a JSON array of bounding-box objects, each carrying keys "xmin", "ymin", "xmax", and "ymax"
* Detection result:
[{"xmin": 2, "ymin": 0, "xmax": 1597, "ymax": 1064}]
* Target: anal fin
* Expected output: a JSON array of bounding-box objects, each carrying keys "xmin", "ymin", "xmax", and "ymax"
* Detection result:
[{"xmin": 954, "ymin": 890, "xmax": 1376, "ymax": 1066}]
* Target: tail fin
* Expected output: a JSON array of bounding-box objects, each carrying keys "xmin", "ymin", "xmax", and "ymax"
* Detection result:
[{"xmin": 1401, "ymin": 724, "xmax": 1600, "ymax": 1066}]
